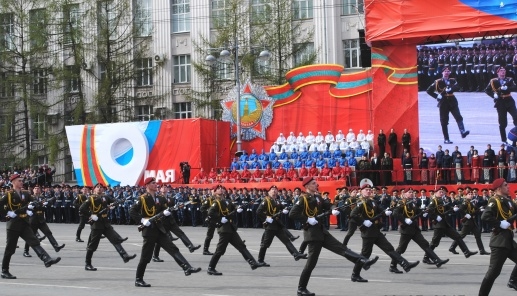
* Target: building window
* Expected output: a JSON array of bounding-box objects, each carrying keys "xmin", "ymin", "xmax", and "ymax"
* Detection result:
[
  {"xmin": 174, "ymin": 102, "xmax": 192, "ymax": 119},
  {"xmin": 98, "ymin": 1, "xmax": 119, "ymax": 41},
  {"xmin": 136, "ymin": 58, "xmax": 153, "ymax": 86},
  {"xmin": 0, "ymin": 116, "xmax": 14, "ymax": 140},
  {"xmin": 63, "ymin": 4, "xmax": 81, "ymax": 45},
  {"xmin": 342, "ymin": 0, "xmax": 364, "ymax": 15},
  {"xmin": 30, "ymin": 9, "xmax": 47, "ymax": 49},
  {"xmin": 33, "ymin": 69, "xmax": 47, "ymax": 95},
  {"xmin": 36, "ymin": 156, "xmax": 48, "ymax": 168},
  {"xmin": 211, "ymin": 0, "xmax": 229, "ymax": 28},
  {"xmin": 173, "ymin": 55, "xmax": 191, "ymax": 83},
  {"xmin": 293, "ymin": 42, "xmax": 315, "ymax": 67},
  {"xmin": 0, "ymin": 72, "xmax": 14, "ymax": 98},
  {"xmin": 33, "ymin": 114, "xmax": 46, "ymax": 140},
  {"xmin": 136, "ymin": 105, "xmax": 153, "ymax": 121},
  {"xmin": 251, "ymin": 0, "xmax": 269, "ymax": 23},
  {"xmin": 343, "ymin": 39, "xmax": 361, "ymax": 68},
  {"xmin": 66, "ymin": 66, "xmax": 80, "ymax": 93},
  {"xmin": 65, "ymin": 155, "xmax": 76, "ymax": 182},
  {"xmin": 100, "ymin": 62, "xmax": 117, "ymax": 83},
  {"xmin": 136, "ymin": 0, "xmax": 152, "ymax": 36},
  {"xmin": 0, "ymin": 13, "xmax": 15, "ymax": 51},
  {"xmin": 293, "ymin": 0, "xmax": 313, "ymax": 20},
  {"xmin": 172, "ymin": 0, "xmax": 190, "ymax": 33}
]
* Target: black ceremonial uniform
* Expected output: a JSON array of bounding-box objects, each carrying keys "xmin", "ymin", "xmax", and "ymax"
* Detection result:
[
  {"xmin": 74, "ymin": 193, "xmax": 88, "ymax": 242},
  {"xmin": 342, "ymin": 196, "xmax": 359, "ymax": 246},
  {"xmin": 0, "ymin": 190, "xmax": 60, "ymax": 279},
  {"xmin": 200, "ymin": 194, "xmax": 216, "ymax": 255},
  {"xmin": 448, "ymin": 198, "xmax": 489, "ymax": 255},
  {"xmin": 485, "ymin": 75, "xmax": 517, "ymax": 142}
]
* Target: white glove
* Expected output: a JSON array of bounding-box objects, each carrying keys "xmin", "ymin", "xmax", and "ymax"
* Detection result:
[
  {"xmin": 471, "ymin": 70, "xmax": 475, "ymax": 74},
  {"xmin": 282, "ymin": 209, "xmax": 289, "ymax": 214},
  {"xmin": 483, "ymin": 69, "xmax": 487, "ymax": 73},
  {"xmin": 332, "ymin": 209, "xmax": 340, "ymax": 216},
  {"xmin": 480, "ymin": 207, "xmax": 485, "ymax": 212},
  {"xmin": 436, "ymin": 215, "xmax": 442, "ymax": 222},
  {"xmin": 494, "ymin": 93, "xmax": 499, "ymax": 99},
  {"xmin": 423, "ymin": 212, "xmax": 428, "ymax": 217},
  {"xmin": 266, "ymin": 217, "xmax": 274, "ymax": 223},
  {"xmin": 500, "ymin": 220, "xmax": 511, "ymax": 229},
  {"xmin": 163, "ymin": 209, "xmax": 171, "ymax": 216},
  {"xmin": 436, "ymin": 94, "xmax": 442, "ymax": 100},
  {"xmin": 27, "ymin": 204, "xmax": 34, "ymax": 210},
  {"xmin": 501, "ymin": 85, "xmax": 508, "ymax": 90},
  {"xmin": 420, "ymin": 204, "xmax": 426, "ymax": 210},
  {"xmin": 141, "ymin": 218, "xmax": 150, "ymax": 227},
  {"xmin": 446, "ymin": 87, "xmax": 452, "ymax": 93},
  {"xmin": 7, "ymin": 211, "xmax": 16, "ymax": 218},
  {"xmin": 464, "ymin": 214, "xmax": 471, "ymax": 219},
  {"xmin": 453, "ymin": 206, "xmax": 459, "ymax": 212},
  {"xmin": 221, "ymin": 217, "xmax": 228, "ymax": 224},
  {"xmin": 237, "ymin": 208, "xmax": 243, "ymax": 213},
  {"xmin": 404, "ymin": 218, "xmax": 413, "ymax": 225},
  {"xmin": 362, "ymin": 220, "xmax": 373, "ymax": 228},
  {"xmin": 43, "ymin": 202, "xmax": 48, "ymax": 206},
  {"xmin": 26, "ymin": 210, "xmax": 33, "ymax": 216},
  {"xmin": 307, "ymin": 217, "xmax": 318, "ymax": 225},
  {"xmin": 460, "ymin": 71, "xmax": 465, "ymax": 74},
  {"xmin": 385, "ymin": 210, "xmax": 392, "ymax": 216},
  {"xmin": 90, "ymin": 214, "xmax": 98, "ymax": 221}
]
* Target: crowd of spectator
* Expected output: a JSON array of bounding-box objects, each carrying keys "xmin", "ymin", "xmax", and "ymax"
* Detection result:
[{"xmin": 0, "ymin": 164, "xmax": 55, "ymax": 189}]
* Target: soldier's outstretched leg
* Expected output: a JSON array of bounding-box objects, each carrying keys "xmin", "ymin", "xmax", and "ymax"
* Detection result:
[
  {"xmin": 388, "ymin": 251, "xmax": 419, "ymax": 272},
  {"xmin": 152, "ymin": 244, "xmax": 163, "ymax": 262},
  {"xmin": 32, "ymin": 245, "xmax": 61, "ymax": 268},
  {"xmin": 456, "ymin": 239, "xmax": 478, "ymax": 258},
  {"xmin": 47, "ymin": 234, "xmax": 65, "ymax": 252},
  {"xmin": 170, "ymin": 251, "xmax": 202, "ymax": 276},
  {"xmin": 114, "ymin": 243, "xmax": 137, "ymax": 263},
  {"xmin": 425, "ymin": 247, "xmax": 449, "ymax": 268},
  {"xmin": 178, "ymin": 233, "xmax": 201, "ymax": 253},
  {"xmin": 85, "ymin": 250, "xmax": 97, "ymax": 271}
]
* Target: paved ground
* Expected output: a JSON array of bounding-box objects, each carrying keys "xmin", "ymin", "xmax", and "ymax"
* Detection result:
[{"xmin": 0, "ymin": 223, "xmax": 514, "ymax": 296}]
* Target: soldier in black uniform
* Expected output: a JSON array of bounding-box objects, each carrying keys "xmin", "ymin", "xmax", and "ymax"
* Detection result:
[
  {"xmin": 479, "ymin": 178, "xmax": 517, "ymax": 295},
  {"xmin": 350, "ymin": 183, "xmax": 419, "ymax": 282},
  {"xmin": 485, "ymin": 66, "xmax": 517, "ymax": 142},
  {"xmin": 22, "ymin": 184, "xmax": 65, "ymax": 257},
  {"xmin": 63, "ymin": 185, "xmax": 73, "ymax": 223},
  {"xmin": 289, "ymin": 177, "xmax": 378, "ymax": 296},
  {"xmin": 389, "ymin": 189, "xmax": 449, "ymax": 273},
  {"xmin": 129, "ymin": 177, "xmax": 201, "ymax": 287},
  {"xmin": 206, "ymin": 184, "xmax": 265, "ymax": 276},
  {"xmin": 200, "ymin": 187, "xmax": 216, "ymax": 255},
  {"xmin": 79, "ymin": 183, "xmax": 136, "ymax": 271},
  {"xmin": 74, "ymin": 186, "xmax": 90, "ymax": 242},
  {"xmin": 424, "ymin": 186, "xmax": 477, "ymax": 264},
  {"xmin": 342, "ymin": 188, "xmax": 360, "ymax": 245},
  {"xmin": 52, "ymin": 184, "xmax": 63, "ymax": 223},
  {"xmin": 188, "ymin": 188, "xmax": 200, "ymax": 227},
  {"xmin": 448, "ymin": 190, "xmax": 490, "ymax": 255},
  {"xmin": 427, "ymin": 67, "xmax": 470, "ymax": 144},
  {"xmin": 0, "ymin": 174, "xmax": 61, "ymax": 279}
]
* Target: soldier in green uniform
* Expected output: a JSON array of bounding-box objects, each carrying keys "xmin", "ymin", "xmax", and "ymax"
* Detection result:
[
  {"xmin": 206, "ymin": 184, "xmax": 264, "ymax": 276},
  {"xmin": 342, "ymin": 187, "xmax": 359, "ymax": 246},
  {"xmin": 74, "ymin": 185, "xmax": 91, "ymax": 242},
  {"xmin": 1, "ymin": 174, "xmax": 61, "ymax": 279},
  {"xmin": 200, "ymin": 189, "xmax": 216, "ymax": 255},
  {"xmin": 448, "ymin": 191, "xmax": 490, "ymax": 255},
  {"xmin": 350, "ymin": 183, "xmax": 419, "ymax": 283},
  {"xmin": 130, "ymin": 177, "xmax": 201, "ymax": 287},
  {"xmin": 390, "ymin": 189, "xmax": 449, "ymax": 274},
  {"xmin": 256, "ymin": 185, "xmax": 307, "ymax": 266},
  {"xmin": 289, "ymin": 177, "xmax": 378, "ymax": 296},
  {"xmin": 22, "ymin": 184, "xmax": 65, "ymax": 257},
  {"xmin": 79, "ymin": 183, "xmax": 136, "ymax": 271},
  {"xmin": 425, "ymin": 186, "xmax": 477, "ymax": 264},
  {"xmin": 479, "ymin": 178, "xmax": 517, "ymax": 295}
]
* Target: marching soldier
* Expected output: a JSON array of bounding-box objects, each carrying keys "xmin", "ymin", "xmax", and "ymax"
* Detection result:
[
  {"xmin": 74, "ymin": 186, "xmax": 90, "ymax": 242},
  {"xmin": 289, "ymin": 177, "xmax": 378, "ymax": 296},
  {"xmin": 79, "ymin": 183, "xmax": 136, "ymax": 271},
  {"xmin": 390, "ymin": 189, "xmax": 449, "ymax": 273},
  {"xmin": 342, "ymin": 187, "xmax": 360, "ymax": 246},
  {"xmin": 448, "ymin": 191, "xmax": 490, "ymax": 255},
  {"xmin": 256, "ymin": 185, "xmax": 307, "ymax": 266},
  {"xmin": 479, "ymin": 178, "xmax": 517, "ymax": 295},
  {"xmin": 1, "ymin": 174, "xmax": 61, "ymax": 279},
  {"xmin": 350, "ymin": 182, "xmax": 419, "ymax": 283},
  {"xmin": 129, "ymin": 177, "xmax": 201, "ymax": 287},
  {"xmin": 200, "ymin": 188, "xmax": 216, "ymax": 255}
]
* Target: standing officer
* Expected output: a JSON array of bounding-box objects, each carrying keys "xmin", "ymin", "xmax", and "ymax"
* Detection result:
[
  {"xmin": 350, "ymin": 183, "xmax": 419, "ymax": 283},
  {"xmin": 448, "ymin": 191, "xmax": 490, "ymax": 255},
  {"xmin": 201, "ymin": 186, "xmax": 217, "ymax": 255},
  {"xmin": 289, "ymin": 177, "xmax": 378, "ymax": 296},
  {"xmin": 1, "ymin": 174, "xmax": 61, "ymax": 279},
  {"xmin": 79, "ymin": 183, "xmax": 136, "ymax": 271},
  {"xmin": 427, "ymin": 67, "xmax": 470, "ymax": 144},
  {"xmin": 256, "ymin": 185, "xmax": 307, "ymax": 266},
  {"xmin": 479, "ymin": 178, "xmax": 517, "ymax": 295},
  {"xmin": 390, "ymin": 189, "xmax": 449, "ymax": 274},
  {"xmin": 63, "ymin": 185, "xmax": 73, "ymax": 223},
  {"xmin": 53, "ymin": 184, "xmax": 63, "ymax": 223},
  {"xmin": 188, "ymin": 188, "xmax": 200, "ymax": 227},
  {"xmin": 485, "ymin": 66, "xmax": 517, "ymax": 143},
  {"xmin": 206, "ymin": 185, "xmax": 265, "ymax": 276},
  {"xmin": 74, "ymin": 186, "xmax": 90, "ymax": 242},
  {"xmin": 22, "ymin": 184, "xmax": 65, "ymax": 257},
  {"xmin": 129, "ymin": 177, "xmax": 201, "ymax": 287},
  {"xmin": 424, "ymin": 186, "xmax": 477, "ymax": 264}
]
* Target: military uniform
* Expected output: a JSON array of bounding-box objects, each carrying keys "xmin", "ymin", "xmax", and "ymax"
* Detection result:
[
  {"xmin": 479, "ymin": 192, "xmax": 517, "ymax": 295},
  {"xmin": 448, "ymin": 198, "xmax": 489, "ymax": 255},
  {"xmin": 74, "ymin": 193, "xmax": 88, "ymax": 242},
  {"xmin": 0, "ymin": 187, "xmax": 60, "ymax": 279},
  {"xmin": 342, "ymin": 196, "xmax": 359, "ymax": 245},
  {"xmin": 484, "ymin": 72, "xmax": 517, "ymax": 142},
  {"xmin": 200, "ymin": 194, "xmax": 216, "ymax": 255}
]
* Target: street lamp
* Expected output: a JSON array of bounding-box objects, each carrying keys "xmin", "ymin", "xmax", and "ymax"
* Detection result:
[{"xmin": 205, "ymin": 42, "xmax": 270, "ymax": 155}]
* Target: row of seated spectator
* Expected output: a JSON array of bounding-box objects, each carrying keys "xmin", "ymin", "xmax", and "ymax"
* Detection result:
[
  {"xmin": 275, "ymin": 129, "xmax": 375, "ymax": 146},
  {"xmin": 229, "ymin": 154, "xmax": 366, "ymax": 171},
  {"xmin": 238, "ymin": 148, "xmax": 369, "ymax": 164}
]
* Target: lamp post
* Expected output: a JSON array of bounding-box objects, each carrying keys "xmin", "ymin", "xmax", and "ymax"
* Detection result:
[{"xmin": 205, "ymin": 40, "xmax": 270, "ymax": 154}]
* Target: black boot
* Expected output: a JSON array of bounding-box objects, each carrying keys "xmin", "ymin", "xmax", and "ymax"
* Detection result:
[
  {"xmin": 297, "ymin": 286, "xmax": 316, "ymax": 296},
  {"xmin": 47, "ymin": 234, "xmax": 65, "ymax": 252},
  {"xmin": 135, "ymin": 278, "xmax": 151, "ymax": 287},
  {"xmin": 389, "ymin": 263, "xmax": 403, "ymax": 274},
  {"xmin": 449, "ymin": 246, "xmax": 459, "ymax": 254},
  {"xmin": 286, "ymin": 242, "xmax": 308, "ymax": 261},
  {"xmin": 152, "ymin": 244, "xmax": 163, "ymax": 262},
  {"xmin": 390, "ymin": 251, "xmax": 419, "ymax": 272},
  {"xmin": 457, "ymin": 121, "xmax": 470, "ymax": 138},
  {"xmin": 1, "ymin": 269, "xmax": 16, "ymax": 279},
  {"xmin": 114, "ymin": 244, "xmax": 137, "ymax": 263},
  {"xmin": 203, "ymin": 248, "xmax": 213, "ymax": 255},
  {"xmin": 177, "ymin": 233, "xmax": 201, "ymax": 253},
  {"xmin": 23, "ymin": 244, "xmax": 31, "ymax": 257},
  {"xmin": 207, "ymin": 267, "xmax": 222, "ymax": 275},
  {"xmin": 32, "ymin": 245, "xmax": 61, "ymax": 268},
  {"xmin": 343, "ymin": 248, "xmax": 378, "ymax": 270},
  {"xmin": 171, "ymin": 251, "xmax": 202, "ymax": 276},
  {"xmin": 351, "ymin": 272, "xmax": 368, "ymax": 282},
  {"xmin": 240, "ymin": 248, "xmax": 263, "ymax": 270},
  {"xmin": 203, "ymin": 237, "xmax": 213, "ymax": 255},
  {"xmin": 85, "ymin": 250, "xmax": 97, "ymax": 271},
  {"xmin": 457, "ymin": 239, "xmax": 477, "ymax": 258},
  {"xmin": 36, "ymin": 232, "xmax": 46, "ymax": 242},
  {"xmin": 207, "ymin": 254, "xmax": 222, "ymax": 275},
  {"xmin": 285, "ymin": 229, "xmax": 299, "ymax": 242},
  {"xmin": 76, "ymin": 228, "xmax": 84, "ymax": 242},
  {"xmin": 477, "ymin": 237, "xmax": 490, "ymax": 255},
  {"xmin": 257, "ymin": 247, "xmax": 270, "ymax": 266},
  {"xmin": 508, "ymin": 279, "xmax": 517, "ymax": 291},
  {"xmin": 425, "ymin": 247, "xmax": 449, "ymax": 268}
]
